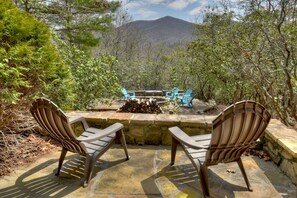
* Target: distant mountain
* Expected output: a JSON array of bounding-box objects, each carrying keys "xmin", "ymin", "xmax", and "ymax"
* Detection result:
[{"xmin": 119, "ymin": 16, "xmax": 196, "ymax": 46}]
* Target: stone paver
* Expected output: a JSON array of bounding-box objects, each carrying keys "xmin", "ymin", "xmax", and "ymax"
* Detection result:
[{"xmin": 0, "ymin": 145, "xmax": 296, "ymax": 198}]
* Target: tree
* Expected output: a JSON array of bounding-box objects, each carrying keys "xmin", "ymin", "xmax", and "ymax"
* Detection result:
[
  {"xmin": 14, "ymin": 0, "xmax": 120, "ymax": 50},
  {"xmin": 12, "ymin": 0, "xmax": 122, "ymax": 110},
  {"xmin": 56, "ymin": 38, "xmax": 120, "ymax": 109},
  {"xmin": 239, "ymin": 0, "xmax": 297, "ymax": 125},
  {"xmin": 186, "ymin": 0, "xmax": 297, "ymax": 125},
  {"xmin": 0, "ymin": 0, "xmax": 73, "ymax": 132}
]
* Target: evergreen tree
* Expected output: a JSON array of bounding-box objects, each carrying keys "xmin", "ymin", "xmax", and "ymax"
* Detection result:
[
  {"xmin": 0, "ymin": 0, "xmax": 73, "ymax": 131},
  {"xmin": 14, "ymin": 0, "xmax": 120, "ymax": 49}
]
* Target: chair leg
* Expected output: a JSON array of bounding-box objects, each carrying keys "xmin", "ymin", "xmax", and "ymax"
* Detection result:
[
  {"xmin": 170, "ymin": 137, "xmax": 178, "ymax": 165},
  {"xmin": 55, "ymin": 148, "xmax": 67, "ymax": 176},
  {"xmin": 83, "ymin": 155, "xmax": 92, "ymax": 188},
  {"xmin": 237, "ymin": 158, "xmax": 252, "ymax": 191},
  {"xmin": 188, "ymin": 101, "xmax": 193, "ymax": 108},
  {"xmin": 117, "ymin": 130, "xmax": 129, "ymax": 160},
  {"xmin": 198, "ymin": 164, "xmax": 210, "ymax": 198}
]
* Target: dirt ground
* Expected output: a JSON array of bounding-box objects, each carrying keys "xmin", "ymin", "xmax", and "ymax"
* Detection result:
[
  {"xmin": 0, "ymin": 131, "xmax": 60, "ymax": 176},
  {"xmin": 163, "ymin": 99, "xmax": 227, "ymax": 115}
]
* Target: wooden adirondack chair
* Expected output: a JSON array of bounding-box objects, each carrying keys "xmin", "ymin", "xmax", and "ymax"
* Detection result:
[
  {"xmin": 169, "ymin": 100, "xmax": 271, "ymax": 197},
  {"xmin": 165, "ymin": 87, "xmax": 179, "ymax": 101},
  {"xmin": 30, "ymin": 98, "xmax": 129, "ymax": 187},
  {"xmin": 121, "ymin": 88, "xmax": 136, "ymax": 100}
]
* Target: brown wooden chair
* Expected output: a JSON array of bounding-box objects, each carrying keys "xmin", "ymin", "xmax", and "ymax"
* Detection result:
[
  {"xmin": 30, "ymin": 98, "xmax": 129, "ymax": 187},
  {"xmin": 169, "ymin": 100, "xmax": 271, "ymax": 197}
]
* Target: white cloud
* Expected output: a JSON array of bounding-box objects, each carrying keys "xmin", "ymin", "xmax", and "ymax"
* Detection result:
[
  {"xmin": 189, "ymin": 0, "xmax": 221, "ymax": 16},
  {"xmin": 135, "ymin": 8, "xmax": 160, "ymax": 20},
  {"xmin": 123, "ymin": 0, "xmax": 167, "ymax": 7},
  {"xmin": 199, "ymin": 0, "xmax": 210, "ymax": 6},
  {"xmin": 190, "ymin": 5, "xmax": 228, "ymax": 17},
  {"xmin": 125, "ymin": 1, "xmax": 145, "ymax": 9},
  {"xmin": 149, "ymin": 0, "xmax": 167, "ymax": 4},
  {"xmin": 189, "ymin": 0, "xmax": 243, "ymax": 17},
  {"xmin": 168, "ymin": 0, "xmax": 197, "ymax": 10},
  {"xmin": 189, "ymin": 6, "xmax": 204, "ymax": 16},
  {"xmin": 230, "ymin": 0, "xmax": 244, "ymax": 2},
  {"xmin": 107, "ymin": 0, "xmax": 128, "ymax": 4}
]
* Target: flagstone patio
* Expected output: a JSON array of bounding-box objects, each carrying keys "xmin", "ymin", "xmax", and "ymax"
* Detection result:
[{"xmin": 0, "ymin": 145, "xmax": 296, "ymax": 198}]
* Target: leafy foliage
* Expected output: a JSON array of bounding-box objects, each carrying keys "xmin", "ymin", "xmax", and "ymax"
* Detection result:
[
  {"xmin": 0, "ymin": 0, "xmax": 73, "ymax": 106},
  {"xmin": 185, "ymin": 0, "xmax": 297, "ymax": 125},
  {"xmin": 14, "ymin": 0, "xmax": 120, "ymax": 50},
  {"xmin": 56, "ymin": 38, "xmax": 120, "ymax": 109},
  {"xmin": 12, "ymin": 0, "xmax": 121, "ymax": 110},
  {"xmin": 0, "ymin": 0, "xmax": 73, "ymax": 133}
]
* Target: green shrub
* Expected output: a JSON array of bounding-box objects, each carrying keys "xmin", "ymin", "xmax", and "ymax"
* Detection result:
[
  {"xmin": 56, "ymin": 38, "xmax": 120, "ymax": 109},
  {"xmin": 0, "ymin": 0, "xmax": 73, "ymax": 132}
]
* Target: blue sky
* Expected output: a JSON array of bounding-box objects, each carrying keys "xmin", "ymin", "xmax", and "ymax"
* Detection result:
[{"xmin": 113, "ymin": 0, "xmax": 242, "ymax": 22}]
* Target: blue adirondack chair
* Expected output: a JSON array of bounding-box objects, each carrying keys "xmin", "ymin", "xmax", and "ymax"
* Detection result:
[
  {"xmin": 179, "ymin": 90, "xmax": 194, "ymax": 108},
  {"xmin": 165, "ymin": 87, "xmax": 179, "ymax": 101},
  {"xmin": 121, "ymin": 88, "xmax": 136, "ymax": 99},
  {"xmin": 180, "ymin": 96, "xmax": 195, "ymax": 107},
  {"xmin": 177, "ymin": 89, "xmax": 192, "ymax": 100}
]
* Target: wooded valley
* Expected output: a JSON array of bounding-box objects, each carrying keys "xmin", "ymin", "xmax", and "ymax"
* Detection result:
[{"xmin": 1, "ymin": 0, "xmax": 297, "ymax": 134}]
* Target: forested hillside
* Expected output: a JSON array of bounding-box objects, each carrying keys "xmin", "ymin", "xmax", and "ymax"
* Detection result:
[
  {"xmin": 1, "ymin": 0, "xmax": 297, "ymax": 128},
  {"xmin": 102, "ymin": 0, "xmax": 297, "ymax": 126}
]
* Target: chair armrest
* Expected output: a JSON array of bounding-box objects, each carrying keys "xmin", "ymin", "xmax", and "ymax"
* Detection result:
[
  {"xmin": 69, "ymin": 116, "xmax": 89, "ymax": 130},
  {"xmin": 177, "ymin": 93, "xmax": 184, "ymax": 99},
  {"xmin": 169, "ymin": 126, "xmax": 209, "ymax": 149},
  {"xmin": 128, "ymin": 92, "xmax": 135, "ymax": 97},
  {"xmin": 165, "ymin": 92, "xmax": 171, "ymax": 97},
  {"xmin": 77, "ymin": 123, "xmax": 124, "ymax": 142}
]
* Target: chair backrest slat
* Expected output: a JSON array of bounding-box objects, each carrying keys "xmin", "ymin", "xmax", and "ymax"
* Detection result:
[
  {"xmin": 172, "ymin": 87, "xmax": 179, "ymax": 95},
  {"xmin": 50, "ymin": 108, "xmax": 73, "ymax": 140},
  {"xmin": 122, "ymin": 88, "xmax": 128, "ymax": 97},
  {"xmin": 44, "ymin": 107, "xmax": 63, "ymax": 139},
  {"xmin": 48, "ymin": 108, "xmax": 67, "ymax": 139},
  {"xmin": 184, "ymin": 89, "xmax": 192, "ymax": 96},
  {"xmin": 30, "ymin": 98, "xmax": 86, "ymax": 154},
  {"xmin": 34, "ymin": 104, "xmax": 60, "ymax": 138},
  {"xmin": 206, "ymin": 100, "xmax": 271, "ymax": 164}
]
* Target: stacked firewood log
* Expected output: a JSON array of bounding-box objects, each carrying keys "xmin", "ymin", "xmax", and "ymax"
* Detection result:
[{"xmin": 118, "ymin": 99, "xmax": 163, "ymax": 114}]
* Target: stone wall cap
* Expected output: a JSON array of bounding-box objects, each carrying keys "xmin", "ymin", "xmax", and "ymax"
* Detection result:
[
  {"xmin": 266, "ymin": 119, "xmax": 297, "ymax": 158},
  {"xmin": 86, "ymin": 111, "xmax": 116, "ymax": 119},
  {"xmin": 130, "ymin": 113, "xmax": 157, "ymax": 124},
  {"xmin": 110, "ymin": 112, "xmax": 134, "ymax": 120},
  {"xmin": 180, "ymin": 115, "xmax": 216, "ymax": 124},
  {"xmin": 155, "ymin": 114, "xmax": 181, "ymax": 125},
  {"xmin": 66, "ymin": 111, "xmax": 91, "ymax": 118}
]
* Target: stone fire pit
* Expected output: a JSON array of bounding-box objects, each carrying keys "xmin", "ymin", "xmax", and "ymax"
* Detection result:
[{"xmin": 117, "ymin": 98, "xmax": 163, "ymax": 114}]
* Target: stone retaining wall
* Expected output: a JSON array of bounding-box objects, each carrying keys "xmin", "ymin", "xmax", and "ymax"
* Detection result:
[
  {"xmin": 68, "ymin": 111, "xmax": 215, "ymax": 145},
  {"xmin": 67, "ymin": 111, "xmax": 297, "ymax": 184},
  {"xmin": 264, "ymin": 119, "xmax": 297, "ymax": 184}
]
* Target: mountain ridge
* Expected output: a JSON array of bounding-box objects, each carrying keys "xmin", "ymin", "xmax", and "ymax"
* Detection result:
[{"xmin": 119, "ymin": 16, "xmax": 196, "ymax": 46}]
